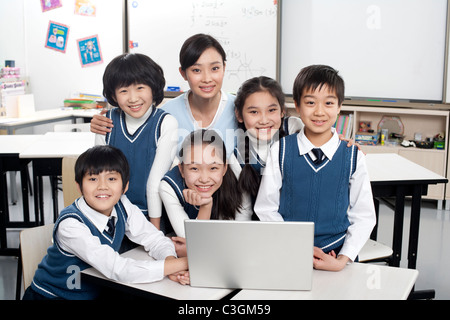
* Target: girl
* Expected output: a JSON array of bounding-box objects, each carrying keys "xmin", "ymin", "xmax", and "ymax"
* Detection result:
[
  {"xmin": 159, "ymin": 129, "xmax": 253, "ymax": 256},
  {"xmin": 230, "ymin": 76, "xmax": 303, "ymax": 208},
  {"xmin": 97, "ymin": 53, "xmax": 178, "ymax": 231},
  {"xmin": 91, "ymin": 33, "xmax": 238, "ymax": 158}
]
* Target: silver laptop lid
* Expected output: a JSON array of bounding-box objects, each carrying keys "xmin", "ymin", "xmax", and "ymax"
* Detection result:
[{"xmin": 185, "ymin": 220, "xmax": 314, "ymax": 291}]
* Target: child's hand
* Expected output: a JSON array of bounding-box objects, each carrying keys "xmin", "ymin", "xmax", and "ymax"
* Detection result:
[
  {"xmin": 183, "ymin": 189, "xmax": 213, "ymax": 207},
  {"xmin": 171, "ymin": 236, "xmax": 187, "ymax": 257},
  {"xmin": 168, "ymin": 271, "xmax": 190, "ymax": 285},
  {"xmin": 90, "ymin": 110, "xmax": 113, "ymax": 135},
  {"xmin": 313, "ymin": 247, "xmax": 349, "ymax": 272},
  {"xmin": 338, "ymin": 134, "xmax": 363, "ymax": 153}
]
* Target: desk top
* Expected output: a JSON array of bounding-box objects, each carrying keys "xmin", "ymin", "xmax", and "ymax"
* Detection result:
[
  {"xmin": 366, "ymin": 153, "xmax": 447, "ymax": 184},
  {"xmin": 19, "ymin": 132, "xmax": 95, "ymax": 159},
  {"xmin": 0, "ymin": 135, "xmax": 43, "ymax": 155},
  {"xmin": 232, "ymin": 262, "xmax": 418, "ymax": 300},
  {"xmin": 82, "ymin": 247, "xmax": 235, "ymax": 300}
]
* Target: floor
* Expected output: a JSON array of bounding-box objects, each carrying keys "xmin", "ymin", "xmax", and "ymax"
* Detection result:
[{"xmin": 1, "ymin": 172, "xmax": 450, "ymax": 300}]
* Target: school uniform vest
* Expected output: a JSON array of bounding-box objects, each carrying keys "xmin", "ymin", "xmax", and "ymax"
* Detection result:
[
  {"xmin": 161, "ymin": 92, "xmax": 238, "ymax": 158},
  {"xmin": 278, "ymin": 134, "xmax": 358, "ymax": 252},
  {"xmin": 105, "ymin": 107, "xmax": 167, "ymax": 215},
  {"xmin": 161, "ymin": 167, "xmax": 199, "ymax": 219},
  {"xmin": 31, "ymin": 199, "xmax": 128, "ymax": 300}
]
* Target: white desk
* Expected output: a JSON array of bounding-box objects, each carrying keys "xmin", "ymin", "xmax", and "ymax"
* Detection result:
[
  {"xmin": 365, "ymin": 153, "xmax": 447, "ymax": 299},
  {"xmin": 19, "ymin": 132, "xmax": 95, "ymax": 224},
  {"xmin": 0, "ymin": 108, "xmax": 99, "ymax": 134},
  {"xmin": 0, "ymin": 135, "xmax": 43, "ymax": 254},
  {"xmin": 232, "ymin": 263, "xmax": 418, "ymax": 300},
  {"xmin": 82, "ymin": 246, "xmax": 235, "ymax": 300}
]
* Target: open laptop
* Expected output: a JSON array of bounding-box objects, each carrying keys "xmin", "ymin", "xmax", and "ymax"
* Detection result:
[{"xmin": 185, "ymin": 220, "xmax": 314, "ymax": 291}]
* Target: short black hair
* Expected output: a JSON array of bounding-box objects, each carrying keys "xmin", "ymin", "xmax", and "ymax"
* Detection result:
[
  {"xmin": 293, "ymin": 65, "xmax": 345, "ymax": 106},
  {"xmin": 102, "ymin": 53, "xmax": 166, "ymax": 107},
  {"xmin": 75, "ymin": 145, "xmax": 130, "ymax": 191},
  {"xmin": 179, "ymin": 34, "xmax": 227, "ymax": 71}
]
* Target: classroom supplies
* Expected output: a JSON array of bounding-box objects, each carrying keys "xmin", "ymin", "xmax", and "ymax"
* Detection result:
[{"xmin": 185, "ymin": 220, "xmax": 314, "ymax": 290}]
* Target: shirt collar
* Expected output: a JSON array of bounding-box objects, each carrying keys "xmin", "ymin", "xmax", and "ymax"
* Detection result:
[
  {"xmin": 296, "ymin": 127, "xmax": 340, "ymax": 160},
  {"xmin": 76, "ymin": 197, "xmax": 117, "ymax": 233}
]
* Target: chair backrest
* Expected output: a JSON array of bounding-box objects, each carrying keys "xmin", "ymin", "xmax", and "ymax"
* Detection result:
[
  {"xmin": 54, "ymin": 123, "xmax": 91, "ymax": 132},
  {"xmin": 20, "ymin": 224, "xmax": 55, "ymax": 290},
  {"xmin": 62, "ymin": 156, "xmax": 81, "ymax": 207}
]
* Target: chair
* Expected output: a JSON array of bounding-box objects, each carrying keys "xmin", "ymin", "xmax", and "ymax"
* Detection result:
[
  {"xmin": 54, "ymin": 123, "xmax": 91, "ymax": 132},
  {"xmin": 62, "ymin": 156, "xmax": 81, "ymax": 207},
  {"xmin": 358, "ymin": 239, "xmax": 393, "ymax": 263},
  {"xmin": 17, "ymin": 223, "xmax": 54, "ymax": 298}
]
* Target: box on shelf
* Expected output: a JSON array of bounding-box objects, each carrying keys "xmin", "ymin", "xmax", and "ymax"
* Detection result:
[{"xmin": 355, "ymin": 131, "xmax": 379, "ymax": 146}]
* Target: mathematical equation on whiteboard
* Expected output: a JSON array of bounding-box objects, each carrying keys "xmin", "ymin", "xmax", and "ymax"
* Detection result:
[{"xmin": 190, "ymin": 0, "xmax": 277, "ymax": 85}]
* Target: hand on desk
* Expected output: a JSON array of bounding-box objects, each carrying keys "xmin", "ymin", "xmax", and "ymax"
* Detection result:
[
  {"xmin": 90, "ymin": 109, "xmax": 113, "ymax": 134},
  {"xmin": 164, "ymin": 256, "xmax": 190, "ymax": 285},
  {"xmin": 169, "ymin": 271, "xmax": 190, "ymax": 286},
  {"xmin": 313, "ymin": 247, "xmax": 350, "ymax": 272}
]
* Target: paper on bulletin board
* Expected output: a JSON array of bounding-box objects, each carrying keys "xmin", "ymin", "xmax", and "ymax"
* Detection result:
[
  {"xmin": 40, "ymin": 0, "xmax": 62, "ymax": 13},
  {"xmin": 75, "ymin": 0, "xmax": 96, "ymax": 17},
  {"xmin": 45, "ymin": 21, "xmax": 70, "ymax": 53},
  {"xmin": 77, "ymin": 35, "xmax": 103, "ymax": 67}
]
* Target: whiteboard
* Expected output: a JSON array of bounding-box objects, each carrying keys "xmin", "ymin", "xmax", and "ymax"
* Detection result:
[
  {"xmin": 128, "ymin": 0, "xmax": 278, "ymax": 94},
  {"xmin": 280, "ymin": 0, "xmax": 448, "ymax": 102}
]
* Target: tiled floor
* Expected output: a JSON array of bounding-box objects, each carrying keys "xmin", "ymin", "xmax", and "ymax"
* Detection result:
[{"xmin": 1, "ymin": 172, "xmax": 450, "ymax": 300}]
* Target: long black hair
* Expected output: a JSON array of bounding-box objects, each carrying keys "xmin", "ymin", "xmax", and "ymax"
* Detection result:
[{"xmin": 178, "ymin": 129, "xmax": 242, "ymax": 220}]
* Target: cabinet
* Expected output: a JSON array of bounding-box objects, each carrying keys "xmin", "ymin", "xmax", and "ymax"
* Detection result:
[{"xmin": 287, "ymin": 104, "xmax": 450, "ymax": 203}]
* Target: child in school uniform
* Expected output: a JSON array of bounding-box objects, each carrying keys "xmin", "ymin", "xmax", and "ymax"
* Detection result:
[
  {"xmin": 22, "ymin": 145, "xmax": 189, "ymax": 300},
  {"xmin": 96, "ymin": 53, "xmax": 178, "ymax": 230},
  {"xmin": 255, "ymin": 65, "xmax": 376, "ymax": 271},
  {"xmin": 159, "ymin": 129, "xmax": 253, "ymax": 256}
]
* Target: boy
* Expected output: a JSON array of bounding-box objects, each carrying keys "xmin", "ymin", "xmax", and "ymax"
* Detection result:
[
  {"xmin": 254, "ymin": 65, "xmax": 376, "ymax": 271},
  {"xmin": 23, "ymin": 145, "xmax": 188, "ymax": 300},
  {"xmin": 97, "ymin": 53, "xmax": 178, "ymax": 231}
]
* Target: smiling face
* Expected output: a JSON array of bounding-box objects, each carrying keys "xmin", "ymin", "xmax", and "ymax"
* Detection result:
[
  {"xmin": 114, "ymin": 83, "xmax": 153, "ymax": 119},
  {"xmin": 178, "ymin": 143, "xmax": 227, "ymax": 199},
  {"xmin": 180, "ymin": 47, "xmax": 225, "ymax": 100},
  {"xmin": 77, "ymin": 170, "xmax": 128, "ymax": 216},
  {"xmin": 295, "ymin": 84, "xmax": 341, "ymax": 146},
  {"xmin": 236, "ymin": 90, "xmax": 284, "ymax": 141}
]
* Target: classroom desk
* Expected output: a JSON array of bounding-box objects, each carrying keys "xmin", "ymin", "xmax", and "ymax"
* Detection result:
[
  {"xmin": 365, "ymin": 153, "xmax": 448, "ymax": 299},
  {"xmin": 0, "ymin": 108, "xmax": 99, "ymax": 134},
  {"xmin": 232, "ymin": 263, "xmax": 418, "ymax": 300},
  {"xmin": 0, "ymin": 135, "xmax": 43, "ymax": 255},
  {"xmin": 19, "ymin": 132, "xmax": 95, "ymax": 224},
  {"xmin": 82, "ymin": 246, "xmax": 235, "ymax": 300},
  {"xmin": 82, "ymin": 247, "xmax": 417, "ymax": 300}
]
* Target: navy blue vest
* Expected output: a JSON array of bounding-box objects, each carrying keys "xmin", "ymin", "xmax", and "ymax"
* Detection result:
[
  {"xmin": 161, "ymin": 167, "xmax": 199, "ymax": 219},
  {"xmin": 105, "ymin": 107, "xmax": 167, "ymax": 215},
  {"xmin": 31, "ymin": 199, "xmax": 128, "ymax": 300},
  {"xmin": 278, "ymin": 134, "xmax": 358, "ymax": 252}
]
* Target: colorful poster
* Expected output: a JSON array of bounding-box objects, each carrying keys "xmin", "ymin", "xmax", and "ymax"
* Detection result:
[
  {"xmin": 45, "ymin": 21, "xmax": 70, "ymax": 53},
  {"xmin": 40, "ymin": 0, "xmax": 62, "ymax": 12},
  {"xmin": 75, "ymin": 0, "xmax": 96, "ymax": 17},
  {"xmin": 77, "ymin": 35, "xmax": 103, "ymax": 67}
]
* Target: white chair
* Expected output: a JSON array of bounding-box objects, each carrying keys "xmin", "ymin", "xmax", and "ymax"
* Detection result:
[
  {"xmin": 54, "ymin": 123, "xmax": 91, "ymax": 132},
  {"xmin": 62, "ymin": 156, "xmax": 81, "ymax": 207},
  {"xmin": 18, "ymin": 224, "xmax": 54, "ymax": 296},
  {"xmin": 358, "ymin": 239, "xmax": 393, "ymax": 263}
]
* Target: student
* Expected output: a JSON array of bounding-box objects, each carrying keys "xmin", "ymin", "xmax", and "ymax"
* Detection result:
[
  {"xmin": 230, "ymin": 76, "xmax": 303, "ymax": 208},
  {"xmin": 96, "ymin": 53, "xmax": 178, "ymax": 230},
  {"xmin": 22, "ymin": 145, "xmax": 189, "ymax": 300},
  {"xmin": 254, "ymin": 65, "xmax": 376, "ymax": 272},
  {"xmin": 90, "ymin": 34, "xmax": 237, "ymax": 158},
  {"xmin": 159, "ymin": 129, "xmax": 252, "ymax": 256}
]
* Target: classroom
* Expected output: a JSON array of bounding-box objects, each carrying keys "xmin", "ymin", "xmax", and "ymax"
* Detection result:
[{"xmin": 1, "ymin": 0, "xmax": 450, "ymax": 305}]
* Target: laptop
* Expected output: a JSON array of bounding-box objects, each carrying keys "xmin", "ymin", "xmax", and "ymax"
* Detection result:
[{"xmin": 185, "ymin": 220, "xmax": 314, "ymax": 291}]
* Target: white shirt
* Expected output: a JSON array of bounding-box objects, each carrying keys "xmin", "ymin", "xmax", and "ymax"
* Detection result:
[
  {"xmin": 183, "ymin": 89, "xmax": 227, "ymax": 130},
  {"xmin": 254, "ymin": 127, "xmax": 376, "ymax": 261},
  {"xmin": 57, "ymin": 196, "xmax": 177, "ymax": 284},
  {"xmin": 95, "ymin": 106, "xmax": 178, "ymax": 218}
]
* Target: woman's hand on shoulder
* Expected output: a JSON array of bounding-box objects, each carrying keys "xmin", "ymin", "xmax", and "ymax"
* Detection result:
[{"xmin": 90, "ymin": 109, "xmax": 113, "ymax": 135}]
